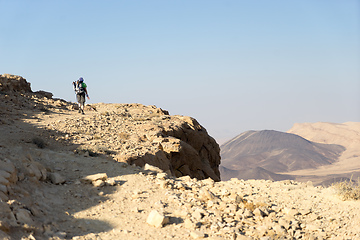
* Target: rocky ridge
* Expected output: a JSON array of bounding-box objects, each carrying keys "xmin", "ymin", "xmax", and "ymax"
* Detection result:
[
  {"xmin": 0, "ymin": 74, "xmax": 359, "ymax": 239},
  {"xmin": 44, "ymin": 103, "xmax": 220, "ymax": 181}
]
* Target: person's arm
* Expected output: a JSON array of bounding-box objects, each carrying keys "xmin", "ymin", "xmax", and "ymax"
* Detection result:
[{"xmin": 84, "ymin": 87, "xmax": 90, "ymax": 99}]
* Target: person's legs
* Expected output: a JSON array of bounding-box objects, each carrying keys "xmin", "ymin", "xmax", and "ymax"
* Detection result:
[
  {"xmin": 79, "ymin": 93, "xmax": 85, "ymax": 114},
  {"xmin": 76, "ymin": 93, "xmax": 85, "ymax": 113}
]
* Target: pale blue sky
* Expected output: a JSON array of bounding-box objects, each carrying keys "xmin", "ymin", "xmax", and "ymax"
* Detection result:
[{"xmin": 1, "ymin": 0, "xmax": 359, "ymax": 143}]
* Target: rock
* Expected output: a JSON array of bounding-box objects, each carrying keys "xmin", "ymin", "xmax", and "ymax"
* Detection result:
[
  {"xmin": 156, "ymin": 172, "xmax": 168, "ymax": 180},
  {"xmin": 273, "ymin": 224, "xmax": 286, "ymax": 235},
  {"xmin": 146, "ymin": 210, "xmax": 169, "ymax": 228},
  {"xmin": 0, "ymin": 74, "xmax": 32, "ymax": 93},
  {"xmin": 229, "ymin": 193, "xmax": 243, "ymax": 204},
  {"xmin": 81, "ymin": 173, "xmax": 108, "ymax": 183},
  {"xmin": 243, "ymin": 209, "xmax": 254, "ymax": 218},
  {"xmin": 283, "ymin": 207, "xmax": 299, "ymax": 216},
  {"xmin": 253, "ymin": 208, "xmax": 266, "ymax": 218},
  {"xmin": 15, "ymin": 208, "xmax": 34, "ymax": 225},
  {"xmin": 190, "ymin": 230, "xmax": 206, "ymax": 239},
  {"xmin": 144, "ymin": 163, "xmax": 163, "ymax": 173},
  {"xmin": 192, "ymin": 208, "xmax": 204, "ymax": 221},
  {"xmin": 198, "ymin": 188, "xmax": 216, "ymax": 202},
  {"xmin": 92, "ymin": 179, "xmax": 105, "ymax": 187},
  {"xmin": 184, "ymin": 218, "xmax": 196, "ymax": 230},
  {"xmin": 0, "ymin": 201, "xmax": 17, "ymax": 226},
  {"xmin": 0, "ymin": 171, "xmax": 10, "ymax": 182},
  {"xmin": 48, "ymin": 172, "xmax": 66, "ymax": 184},
  {"xmin": 25, "ymin": 161, "xmax": 47, "ymax": 181},
  {"xmin": 0, "ymin": 160, "xmax": 17, "ymax": 183},
  {"xmin": 0, "ymin": 192, "xmax": 8, "ymax": 201},
  {"xmin": 0, "ymin": 176, "xmax": 9, "ymax": 185},
  {"xmin": 0, "ymin": 184, "xmax": 7, "ymax": 194},
  {"xmin": 33, "ymin": 90, "xmax": 53, "ymax": 99},
  {"xmin": 105, "ymin": 178, "xmax": 116, "ymax": 186}
]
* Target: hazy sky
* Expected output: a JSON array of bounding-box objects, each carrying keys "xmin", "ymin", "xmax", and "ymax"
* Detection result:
[{"xmin": 1, "ymin": 0, "xmax": 359, "ymax": 143}]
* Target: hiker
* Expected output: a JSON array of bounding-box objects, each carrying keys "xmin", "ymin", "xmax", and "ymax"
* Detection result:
[{"xmin": 73, "ymin": 77, "xmax": 90, "ymax": 114}]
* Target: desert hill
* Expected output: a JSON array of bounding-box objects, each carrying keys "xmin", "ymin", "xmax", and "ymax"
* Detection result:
[
  {"xmin": 0, "ymin": 74, "xmax": 359, "ymax": 239},
  {"xmin": 286, "ymin": 122, "xmax": 360, "ymax": 184},
  {"xmin": 220, "ymin": 130, "xmax": 344, "ymax": 182}
]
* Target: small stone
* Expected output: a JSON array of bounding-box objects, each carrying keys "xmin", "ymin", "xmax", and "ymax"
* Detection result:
[
  {"xmin": 283, "ymin": 207, "xmax": 299, "ymax": 216},
  {"xmin": 278, "ymin": 218, "xmax": 291, "ymax": 230},
  {"xmin": 92, "ymin": 179, "xmax": 105, "ymax": 187},
  {"xmin": 0, "ymin": 184, "xmax": 7, "ymax": 194},
  {"xmin": 190, "ymin": 230, "xmax": 205, "ymax": 239},
  {"xmin": 229, "ymin": 193, "xmax": 243, "ymax": 203},
  {"xmin": 192, "ymin": 208, "xmax": 204, "ymax": 221},
  {"xmin": 146, "ymin": 210, "xmax": 169, "ymax": 228},
  {"xmin": 55, "ymin": 232, "xmax": 67, "ymax": 238},
  {"xmin": 144, "ymin": 164, "xmax": 163, "ymax": 173},
  {"xmin": 254, "ymin": 208, "xmax": 266, "ymax": 218},
  {"xmin": 198, "ymin": 188, "xmax": 216, "ymax": 202},
  {"xmin": 81, "ymin": 173, "xmax": 108, "ymax": 183},
  {"xmin": 0, "ymin": 160, "xmax": 16, "ymax": 176},
  {"xmin": 243, "ymin": 209, "xmax": 254, "ymax": 218},
  {"xmin": 0, "ymin": 171, "xmax": 10, "ymax": 181},
  {"xmin": 15, "ymin": 209, "xmax": 33, "ymax": 225},
  {"xmin": 0, "ymin": 176, "xmax": 9, "ymax": 186},
  {"xmin": 184, "ymin": 218, "xmax": 196, "ymax": 230},
  {"xmin": 48, "ymin": 172, "xmax": 66, "ymax": 184},
  {"xmin": 273, "ymin": 224, "xmax": 286, "ymax": 234},
  {"xmin": 156, "ymin": 172, "xmax": 168, "ymax": 180},
  {"xmin": 105, "ymin": 178, "xmax": 116, "ymax": 186}
]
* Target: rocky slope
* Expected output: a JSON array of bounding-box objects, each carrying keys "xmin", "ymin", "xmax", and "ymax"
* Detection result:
[{"xmin": 0, "ymin": 74, "xmax": 360, "ymax": 239}]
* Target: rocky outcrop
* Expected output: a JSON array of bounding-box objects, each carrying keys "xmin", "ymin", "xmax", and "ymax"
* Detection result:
[
  {"xmin": 0, "ymin": 74, "xmax": 32, "ymax": 93},
  {"xmin": 56, "ymin": 103, "xmax": 221, "ymax": 181}
]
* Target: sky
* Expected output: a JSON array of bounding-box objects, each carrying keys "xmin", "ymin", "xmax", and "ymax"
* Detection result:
[{"xmin": 1, "ymin": 0, "xmax": 359, "ymax": 144}]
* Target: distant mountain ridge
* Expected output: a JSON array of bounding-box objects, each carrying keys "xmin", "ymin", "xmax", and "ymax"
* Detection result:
[{"xmin": 220, "ymin": 130, "xmax": 345, "ymax": 181}]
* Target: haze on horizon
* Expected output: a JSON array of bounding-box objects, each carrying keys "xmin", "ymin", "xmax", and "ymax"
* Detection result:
[{"xmin": 1, "ymin": 0, "xmax": 359, "ymax": 144}]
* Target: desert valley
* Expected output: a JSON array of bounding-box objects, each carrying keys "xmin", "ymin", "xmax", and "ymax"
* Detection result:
[{"xmin": 0, "ymin": 74, "xmax": 359, "ymax": 240}]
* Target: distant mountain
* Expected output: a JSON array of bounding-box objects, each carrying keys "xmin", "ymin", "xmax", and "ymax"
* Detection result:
[{"xmin": 220, "ymin": 130, "xmax": 345, "ymax": 180}]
